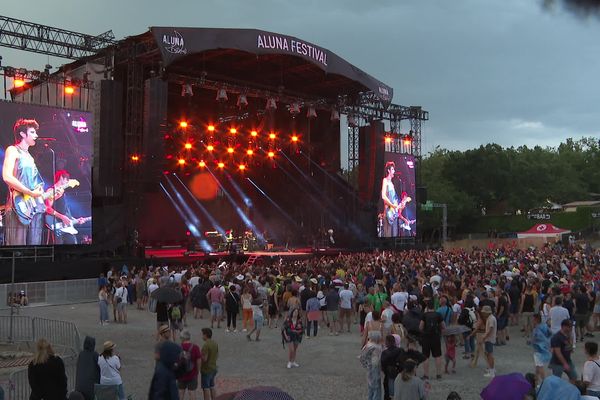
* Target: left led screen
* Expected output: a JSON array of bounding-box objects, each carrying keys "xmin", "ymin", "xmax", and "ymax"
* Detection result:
[{"xmin": 0, "ymin": 101, "xmax": 92, "ymax": 246}]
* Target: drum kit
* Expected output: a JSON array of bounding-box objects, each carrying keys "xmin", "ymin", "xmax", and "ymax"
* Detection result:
[{"xmin": 206, "ymin": 229, "xmax": 259, "ymax": 252}]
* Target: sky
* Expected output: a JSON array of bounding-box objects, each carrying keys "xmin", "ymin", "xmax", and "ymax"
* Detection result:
[{"xmin": 2, "ymin": 0, "xmax": 599, "ymax": 154}]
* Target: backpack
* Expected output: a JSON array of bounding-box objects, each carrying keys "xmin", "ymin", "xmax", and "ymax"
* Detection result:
[
  {"xmin": 457, "ymin": 307, "xmax": 474, "ymax": 328},
  {"xmin": 177, "ymin": 345, "xmax": 195, "ymax": 377},
  {"xmin": 423, "ymin": 312, "xmax": 441, "ymax": 335},
  {"xmin": 170, "ymin": 305, "xmax": 182, "ymax": 321}
]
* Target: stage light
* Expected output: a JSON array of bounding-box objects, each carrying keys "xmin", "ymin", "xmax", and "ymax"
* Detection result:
[
  {"xmin": 291, "ymin": 135, "xmax": 299, "ymax": 142},
  {"xmin": 330, "ymin": 109, "xmax": 340, "ymax": 122},
  {"xmin": 216, "ymin": 88, "xmax": 228, "ymax": 102},
  {"xmin": 289, "ymin": 102, "xmax": 301, "ymax": 115},
  {"xmin": 268, "ymin": 151, "xmax": 275, "ymax": 158},
  {"xmin": 306, "ymin": 106, "xmax": 317, "ymax": 119},
  {"xmin": 184, "ymin": 143, "xmax": 192, "ymax": 149},
  {"xmin": 229, "ymin": 127, "xmax": 237, "ymax": 134},
  {"xmin": 385, "ymin": 136, "xmax": 392, "ymax": 144},
  {"xmin": 178, "ymin": 158, "xmax": 186, "ymax": 165},
  {"xmin": 130, "ymin": 155, "xmax": 139, "ymax": 162},
  {"xmin": 207, "ymin": 145, "xmax": 214, "ymax": 152},
  {"xmin": 181, "ymin": 84, "xmax": 194, "ymax": 97},
  {"xmin": 217, "ymin": 162, "xmax": 225, "ymax": 168},
  {"xmin": 207, "ymin": 124, "xmax": 215, "ymax": 132},
  {"xmin": 64, "ymin": 85, "xmax": 75, "ymax": 95},
  {"xmin": 265, "ymin": 97, "xmax": 277, "ymax": 111},
  {"xmin": 403, "ymin": 136, "xmax": 412, "ymax": 146},
  {"xmin": 269, "ymin": 132, "xmax": 276, "ymax": 140},
  {"xmin": 227, "ymin": 147, "xmax": 234, "ymax": 154},
  {"xmin": 246, "ymin": 149, "xmax": 254, "ymax": 156},
  {"xmin": 238, "ymin": 164, "xmax": 246, "ymax": 171},
  {"xmin": 13, "ymin": 78, "xmax": 25, "ymax": 88},
  {"xmin": 236, "ymin": 93, "xmax": 248, "ymax": 107},
  {"xmin": 199, "ymin": 160, "xmax": 206, "ymax": 168},
  {"xmin": 250, "ymin": 130, "xmax": 258, "ymax": 137},
  {"xmin": 179, "ymin": 121, "xmax": 188, "ymax": 129}
]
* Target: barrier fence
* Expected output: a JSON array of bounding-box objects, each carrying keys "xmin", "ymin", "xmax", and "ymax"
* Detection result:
[
  {"xmin": 0, "ymin": 316, "xmax": 81, "ymax": 400},
  {"xmin": 0, "ymin": 278, "xmax": 97, "ymax": 309}
]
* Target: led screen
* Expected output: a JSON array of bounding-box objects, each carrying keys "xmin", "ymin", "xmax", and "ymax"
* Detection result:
[
  {"xmin": 0, "ymin": 101, "xmax": 92, "ymax": 245},
  {"xmin": 378, "ymin": 153, "xmax": 416, "ymax": 237}
]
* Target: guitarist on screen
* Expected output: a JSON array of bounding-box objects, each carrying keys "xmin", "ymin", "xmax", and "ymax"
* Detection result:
[
  {"xmin": 45, "ymin": 170, "xmax": 88, "ymax": 245},
  {"xmin": 2, "ymin": 118, "xmax": 45, "ymax": 245},
  {"xmin": 381, "ymin": 161, "xmax": 415, "ymax": 237}
]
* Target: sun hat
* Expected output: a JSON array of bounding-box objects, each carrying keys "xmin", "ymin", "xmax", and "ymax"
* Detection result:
[
  {"xmin": 480, "ymin": 305, "xmax": 493, "ymax": 315},
  {"xmin": 103, "ymin": 341, "xmax": 116, "ymax": 352}
]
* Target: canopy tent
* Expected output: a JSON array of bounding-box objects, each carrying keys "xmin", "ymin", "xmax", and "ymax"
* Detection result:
[{"xmin": 517, "ymin": 223, "xmax": 570, "ymax": 239}]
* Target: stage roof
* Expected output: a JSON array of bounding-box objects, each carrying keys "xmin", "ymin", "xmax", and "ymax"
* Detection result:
[{"xmin": 148, "ymin": 27, "xmax": 393, "ymax": 104}]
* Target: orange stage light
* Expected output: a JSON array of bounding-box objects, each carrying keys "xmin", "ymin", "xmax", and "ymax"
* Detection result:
[
  {"xmin": 250, "ymin": 130, "xmax": 258, "ymax": 137},
  {"xmin": 130, "ymin": 155, "xmax": 139, "ymax": 162},
  {"xmin": 246, "ymin": 149, "xmax": 254, "ymax": 156},
  {"xmin": 13, "ymin": 78, "xmax": 25, "ymax": 88},
  {"xmin": 207, "ymin": 125, "xmax": 215, "ymax": 132},
  {"xmin": 238, "ymin": 164, "xmax": 246, "ymax": 171},
  {"xmin": 403, "ymin": 138, "xmax": 412, "ymax": 146},
  {"xmin": 64, "ymin": 85, "xmax": 75, "ymax": 95},
  {"xmin": 269, "ymin": 133, "xmax": 276, "ymax": 140},
  {"xmin": 291, "ymin": 135, "xmax": 299, "ymax": 142},
  {"xmin": 198, "ymin": 160, "xmax": 206, "ymax": 168},
  {"xmin": 207, "ymin": 145, "xmax": 214, "ymax": 151},
  {"xmin": 179, "ymin": 121, "xmax": 188, "ymax": 128},
  {"xmin": 178, "ymin": 158, "xmax": 186, "ymax": 165},
  {"xmin": 227, "ymin": 147, "xmax": 234, "ymax": 154},
  {"xmin": 217, "ymin": 162, "xmax": 225, "ymax": 168},
  {"xmin": 184, "ymin": 143, "xmax": 192, "ymax": 149},
  {"xmin": 385, "ymin": 137, "xmax": 392, "ymax": 144},
  {"xmin": 268, "ymin": 151, "xmax": 275, "ymax": 158},
  {"xmin": 229, "ymin": 128, "xmax": 237, "ymax": 134}
]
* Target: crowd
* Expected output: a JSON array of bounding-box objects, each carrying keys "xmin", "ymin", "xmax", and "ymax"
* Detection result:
[{"xmin": 26, "ymin": 240, "xmax": 600, "ymax": 399}]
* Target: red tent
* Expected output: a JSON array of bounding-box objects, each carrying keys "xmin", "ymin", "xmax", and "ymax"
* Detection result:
[{"xmin": 517, "ymin": 223, "xmax": 570, "ymax": 239}]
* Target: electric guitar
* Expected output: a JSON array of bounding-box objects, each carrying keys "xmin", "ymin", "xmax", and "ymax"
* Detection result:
[
  {"xmin": 400, "ymin": 219, "xmax": 417, "ymax": 232},
  {"xmin": 386, "ymin": 196, "xmax": 412, "ymax": 224},
  {"xmin": 46, "ymin": 216, "xmax": 91, "ymax": 236},
  {"xmin": 12, "ymin": 179, "xmax": 80, "ymax": 225}
]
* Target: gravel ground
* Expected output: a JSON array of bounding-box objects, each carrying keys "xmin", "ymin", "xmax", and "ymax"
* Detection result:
[{"xmin": 1, "ymin": 303, "xmax": 591, "ymax": 400}]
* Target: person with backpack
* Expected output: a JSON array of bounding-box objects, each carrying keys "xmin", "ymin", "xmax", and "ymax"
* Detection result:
[
  {"xmin": 177, "ymin": 330, "xmax": 202, "ymax": 400},
  {"xmin": 419, "ymin": 300, "xmax": 445, "ymax": 381},
  {"xmin": 458, "ymin": 297, "xmax": 477, "ymax": 360},
  {"xmin": 169, "ymin": 303, "xmax": 183, "ymax": 339},
  {"xmin": 225, "ymin": 285, "xmax": 240, "ymax": 333}
]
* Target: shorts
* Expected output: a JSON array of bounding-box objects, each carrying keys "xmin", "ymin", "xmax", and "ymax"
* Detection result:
[
  {"xmin": 484, "ymin": 341, "xmax": 494, "ymax": 354},
  {"xmin": 177, "ymin": 377, "xmax": 198, "ymax": 390},
  {"xmin": 533, "ymin": 352, "xmax": 548, "ymax": 367},
  {"xmin": 510, "ymin": 302, "xmax": 519, "ymax": 314},
  {"xmin": 575, "ymin": 314, "xmax": 587, "ymax": 328},
  {"xmin": 253, "ymin": 315, "xmax": 264, "ymax": 327},
  {"xmin": 211, "ymin": 303, "xmax": 222, "ymax": 316},
  {"xmin": 327, "ymin": 311, "xmax": 339, "ymax": 322},
  {"xmin": 550, "ymin": 361, "xmax": 577, "ymax": 381},
  {"xmin": 117, "ymin": 302, "xmax": 127, "ymax": 312},
  {"xmin": 201, "ymin": 371, "xmax": 217, "ymax": 389},
  {"xmin": 339, "ymin": 308, "xmax": 352, "ymax": 318},
  {"xmin": 497, "ymin": 316, "xmax": 508, "ymax": 331},
  {"xmin": 421, "ymin": 336, "xmax": 442, "ymax": 358}
]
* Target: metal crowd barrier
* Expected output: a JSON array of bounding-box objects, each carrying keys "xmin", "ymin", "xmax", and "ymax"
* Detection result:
[
  {"xmin": 0, "ymin": 316, "xmax": 81, "ymax": 400},
  {"xmin": 0, "ymin": 278, "xmax": 97, "ymax": 309}
]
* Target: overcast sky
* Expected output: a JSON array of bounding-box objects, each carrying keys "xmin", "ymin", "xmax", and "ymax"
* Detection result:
[{"xmin": 2, "ymin": 0, "xmax": 599, "ymax": 153}]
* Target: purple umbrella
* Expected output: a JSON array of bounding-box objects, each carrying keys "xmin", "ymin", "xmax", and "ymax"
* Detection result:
[
  {"xmin": 233, "ymin": 386, "xmax": 295, "ymax": 400},
  {"xmin": 480, "ymin": 373, "xmax": 532, "ymax": 400}
]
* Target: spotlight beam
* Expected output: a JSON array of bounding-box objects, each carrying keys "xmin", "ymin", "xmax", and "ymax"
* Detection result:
[
  {"xmin": 159, "ymin": 182, "xmax": 213, "ymax": 252},
  {"xmin": 164, "ymin": 176, "xmax": 211, "ymax": 242},
  {"xmin": 246, "ymin": 178, "xmax": 298, "ymax": 227},
  {"xmin": 171, "ymin": 173, "xmax": 228, "ymax": 241}
]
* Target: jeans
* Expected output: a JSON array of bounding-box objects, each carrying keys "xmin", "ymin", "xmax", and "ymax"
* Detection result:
[
  {"xmin": 549, "ymin": 361, "xmax": 577, "ymax": 381},
  {"xmin": 307, "ymin": 320, "xmax": 318, "ymax": 336},
  {"xmin": 368, "ymin": 383, "xmax": 382, "ymax": 400},
  {"xmin": 227, "ymin": 311, "xmax": 237, "ymax": 329},
  {"xmin": 99, "ymin": 300, "xmax": 109, "ymax": 322},
  {"xmin": 587, "ymin": 390, "xmax": 600, "ymax": 398},
  {"xmin": 463, "ymin": 331, "xmax": 475, "ymax": 354}
]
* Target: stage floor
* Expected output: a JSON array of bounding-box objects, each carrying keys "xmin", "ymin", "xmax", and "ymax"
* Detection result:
[{"xmin": 144, "ymin": 246, "xmax": 325, "ymax": 261}]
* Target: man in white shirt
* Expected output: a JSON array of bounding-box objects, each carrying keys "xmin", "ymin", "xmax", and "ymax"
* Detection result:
[
  {"xmin": 338, "ymin": 283, "xmax": 354, "ymax": 333},
  {"xmin": 115, "ymin": 280, "xmax": 128, "ymax": 324},
  {"xmin": 549, "ymin": 297, "xmax": 571, "ymax": 334},
  {"xmin": 390, "ymin": 284, "xmax": 409, "ymax": 314},
  {"xmin": 189, "ymin": 273, "xmax": 200, "ymax": 288}
]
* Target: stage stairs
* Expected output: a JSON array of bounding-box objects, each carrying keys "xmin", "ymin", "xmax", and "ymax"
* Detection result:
[{"xmin": 246, "ymin": 255, "xmax": 260, "ymax": 265}]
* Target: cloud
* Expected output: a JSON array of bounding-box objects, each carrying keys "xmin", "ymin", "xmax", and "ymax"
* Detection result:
[{"xmin": 510, "ymin": 119, "xmax": 545, "ymax": 130}]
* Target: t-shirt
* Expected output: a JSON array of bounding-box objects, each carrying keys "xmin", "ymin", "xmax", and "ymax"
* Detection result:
[
  {"xmin": 421, "ymin": 311, "xmax": 443, "ymax": 336},
  {"xmin": 339, "ymin": 289, "xmax": 354, "ymax": 309},
  {"xmin": 550, "ymin": 331, "xmax": 572, "ymax": 365},
  {"xmin": 575, "ymin": 293, "xmax": 590, "ymax": 315},
  {"xmin": 325, "ymin": 290, "xmax": 340, "ymax": 311},
  {"xmin": 189, "ymin": 276, "xmax": 200, "ymax": 288},
  {"xmin": 583, "ymin": 359, "xmax": 600, "ymax": 392},
  {"xmin": 391, "ymin": 291, "xmax": 409, "ymax": 312},
  {"xmin": 367, "ymin": 293, "xmax": 387, "ymax": 313},
  {"xmin": 484, "ymin": 315, "xmax": 497, "ymax": 344},
  {"xmin": 393, "ymin": 376, "xmax": 426, "ymax": 400},
  {"xmin": 207, "ymin": 287, "xmax": 224, "ymax": 304},
  {"xmin": 201, "ymin": 339, "xmax": 218, "ymax": 374},
  {"xmin": 98, "ymin": 355, "xmax": 122, "ymax": 385},
  {"xmin": 179, "ymin": 342, "xmax": 202, "ymax": 382},
  {"xmin": 436, "ymin": 305, "xmax": 452, "ymax": 326},
  {"xmin": 549, "ymin": 306, "xmax": 570, "ymax": 334}
]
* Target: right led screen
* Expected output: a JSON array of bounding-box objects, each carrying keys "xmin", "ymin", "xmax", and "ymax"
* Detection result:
[{"xmin": 378, "ymin": 153, "xmax": 416, "ymax": 238}]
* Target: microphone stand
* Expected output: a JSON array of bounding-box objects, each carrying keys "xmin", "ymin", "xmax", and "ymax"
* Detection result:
[{"xmin": 46, "ymin": 144, "xmax": 56, "ymax": 245}]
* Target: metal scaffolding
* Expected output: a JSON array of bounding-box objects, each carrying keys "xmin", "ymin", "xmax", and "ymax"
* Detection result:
[{"xmin": 0, "ymin": 15, "xmax": 115, "ymax": 59}]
